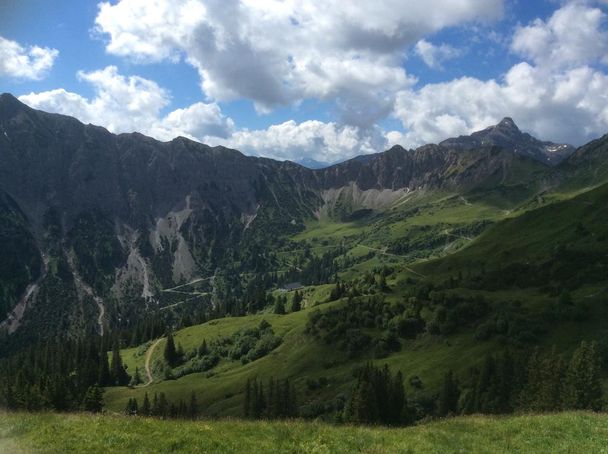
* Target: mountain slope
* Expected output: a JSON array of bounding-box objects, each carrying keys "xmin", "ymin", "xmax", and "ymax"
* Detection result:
[{"xmin": 418, "ymin": 181, "xmax": 608, "ymax": 291}]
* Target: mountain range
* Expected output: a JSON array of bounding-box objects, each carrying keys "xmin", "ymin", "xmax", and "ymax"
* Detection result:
[{"xmin": 0, "ymin": 92, "xmax": 605, "ymax": 347}]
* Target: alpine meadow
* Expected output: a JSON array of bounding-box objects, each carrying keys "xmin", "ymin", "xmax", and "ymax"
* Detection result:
[{"xmin": 2, "ymin": 1, "xmax": 608, "ymax": 453}]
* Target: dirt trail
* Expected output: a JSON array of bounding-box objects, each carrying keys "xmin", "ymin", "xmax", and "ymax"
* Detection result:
[
  {"xmin": 162, "ymin": 275, "xmax": 215, "ymax": 292},
  {"xmin": 358, "ymin": 244, "xmax": 425, "ymax": 277},
  {"xmin": 143, "ymin": 338, "xmax": 163, "ymax": 386}
]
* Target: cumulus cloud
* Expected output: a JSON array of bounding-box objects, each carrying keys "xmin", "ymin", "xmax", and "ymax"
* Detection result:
[
  {"xmin": 219, "ymin": 120, "xmax": 389, "ymax": 163},
  {"xmin": 0, "ymin": 36, "xmax": 58, "ymax": 80},
  {"xmin": 19, "ymin": 66, "xmax": 233, "ymax": 142},
  {"xmin": 511, "ymin": 2, "xmax": 608, "ymax": 68},
  {"xmin": 94, "ymin": 0, "xmax": 502, "ymax": 124},
  {"xmin": 15, "ymin": 1, "xmax": 608, "ymax": 163},
  {"xmin": 414, "ymin": 40, "xmax": 463, "ymax": 69},
  {"xmin": 393, "ymin": 2, "xmax": 608, "ymax": 147},
  {"xmin": 394, "ymin": 62, "xmax": 608, "ymax": 147}
]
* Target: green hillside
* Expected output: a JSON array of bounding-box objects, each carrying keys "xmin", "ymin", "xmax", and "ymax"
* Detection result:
[
  {"xmin": 418, "ymin": 182, "xmax": 608, "ymax": 290},
  {"xmin": 1, "ymin": 411, "xmax": 606, "ymax": 453},
  {"xmin": 102, "ymin": 182, "xmax": 608, "ymax": 420}
]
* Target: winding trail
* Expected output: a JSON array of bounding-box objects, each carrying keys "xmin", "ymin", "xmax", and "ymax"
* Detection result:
[
  {"xmin": 159, "ymin": 293, "xmax": 210, "ymax": 311},
  {"xmin": 142, "ymin": 338, "xmax": 163, "ymax": 387},
  {"xmin": 358, "ymin": 244, "xmax": 426, "ymax": 277},
  {"xmin": 161, "ymin": 275, "xmax": 215, "ymax": 292}
]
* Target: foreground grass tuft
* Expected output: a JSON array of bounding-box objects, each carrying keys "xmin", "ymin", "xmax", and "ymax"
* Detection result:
[{"xmin": 1, "ymin": 412, "xmax": 607, "ymax": 453}]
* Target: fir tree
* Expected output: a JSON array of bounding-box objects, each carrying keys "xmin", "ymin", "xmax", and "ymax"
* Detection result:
[
  {"xmin": 438, "ymin": 370, "xmax": 460, "ymax": 417},
  {"xmin": 98, "ymin": 350, "xmax": 111, "ymax": 386},
  {"xmin": 82, "ymin": 385, "xmax": 104, "ymax": 413},
  {"xmin": 291, "ymin": 294, "xmax": 301, "ymax": 312},
  {"xmin": 564, "ymin": 341, "xmax": 603, "ymax": 411},
  {"xmin": 244, "ymin": 378, "xmax": 252, "ymax": 418},
  {"xmin": 164, "ymin": 331, "xmax": 178, "ymax": 367},
  {"xmin": 198, "ymin": 339, "xmax": 209, "ymax": 357},
  {"xmin": 129, "ymin": 366, "xmax": 142, "ymax": 387},
  {"xmin": 273, "ymin": 298, "xmax": 285, "ymax": 315},
  {"xmin": 141, "ymin": 392, "xmax": 151, "ymax": 416},
  {"xmin": 388, "ymin": 371, "xmax": 405, "ymax": 425},
  {"xmin": 110, "ymin": 339, "xmax": 130, "ymax": 386},
  {"xmin": 189, "ymin": 391, "xmax": 199, "ymax": 419}
]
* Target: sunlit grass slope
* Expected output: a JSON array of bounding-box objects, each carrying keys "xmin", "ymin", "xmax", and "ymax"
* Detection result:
[{"xmin": 1, "ymin": 412, "xmax": 607, "ymax": 453}]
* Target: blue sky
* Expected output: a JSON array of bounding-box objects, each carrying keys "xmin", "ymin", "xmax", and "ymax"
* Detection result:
[{"xmin": 1, "ymin": 1, "xmax": 607, "ymax": 163}]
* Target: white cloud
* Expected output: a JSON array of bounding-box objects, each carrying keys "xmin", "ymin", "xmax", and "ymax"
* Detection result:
[
  {"xmin": 94, "ymin": 0, "xmax": 503, "ymax": 125},
  {"xmin": 511, "ymin": 2, "xmax": 608, "ymax": 68},
  {"xmin": 219, "ymin": 120, "xmax": 388, "ymax": 163},
  {"xmin": 393, "ymin": 2, "xmax": 608, "ymax": 147},
  {"xmin": 19, "ymin": 66, "xmax": 233, "ymax": 142},
  {"xmin": 0, "ymin": 36, "xmax": 58, "ymax": 80},
  {"xmin": 394, "ymin": 62, "xmax": 608, "ymax": 147},
  {"xmin": 414, "ymin": 39, "xmax": 463, "ymax": 69},
  {"xmin": 14, "ymin": 1, "xmax": 608, "ymax": 164}
]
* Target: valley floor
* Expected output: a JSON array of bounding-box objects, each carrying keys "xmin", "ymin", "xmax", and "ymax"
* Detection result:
[{"xmin": 0, "ymin": 411, "xmax": 606, "ymax": 453}]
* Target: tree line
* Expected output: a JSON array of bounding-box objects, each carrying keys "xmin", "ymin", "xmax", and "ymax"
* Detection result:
[
  {"xmin": 0, "ymin": 334, "xmax": 130, "ymax": 412},
  {"xmin": 243, "ymin": 377, "xmax": 298, "ymax": 419},
  {"xmin": 124, "ymin": 391, "xmax": 199, "ymax": 419}
]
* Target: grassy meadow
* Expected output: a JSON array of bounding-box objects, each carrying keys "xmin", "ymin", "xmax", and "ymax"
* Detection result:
[{"xmin": 1, "ymin": 411, "xmax": 607, "ymax": 453}]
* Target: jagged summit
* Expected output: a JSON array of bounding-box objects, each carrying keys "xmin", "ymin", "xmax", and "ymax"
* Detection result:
[
  {"xmin": 495, "ymin": 117, "xmax": 519, "ymax": 131},
  {"xmin": 440, "ymin": 117, "xmax": 575, "ymax": 165}
]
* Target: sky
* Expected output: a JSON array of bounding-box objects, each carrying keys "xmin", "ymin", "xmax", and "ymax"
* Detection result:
[{"xmin": 1, "ymin": 0, "xmax": 607, "ymax": 164}]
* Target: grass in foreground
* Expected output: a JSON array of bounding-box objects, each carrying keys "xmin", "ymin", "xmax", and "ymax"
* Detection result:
[{"xmin": 1, "ymin": 412, "xmax": 607, "ymax": 453}]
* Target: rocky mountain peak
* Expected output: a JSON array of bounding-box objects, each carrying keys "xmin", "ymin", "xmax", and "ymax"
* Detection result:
[
  {"xmin": 0, "ymin": 93, "xmax": 28, "ymax": 119},
  {"xmin": 440, "ymin": 117, "xmax": 575, "ymax": 165},
  {"xmin": 495, "ymin": 117, "xmax": 519, "ymax": 131}
]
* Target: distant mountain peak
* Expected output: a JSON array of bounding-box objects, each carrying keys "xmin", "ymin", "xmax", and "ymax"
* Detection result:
[
  {"xmin": 440, "ymin": 117, "xmax": 575, "ymax": 165},
  {"xmin": 496, "ymin": 117, "xmax": 519, "ymax": 131},
  {"xmin": 0, "ymin": 93, "xmax": 18, "ymax": 102}
]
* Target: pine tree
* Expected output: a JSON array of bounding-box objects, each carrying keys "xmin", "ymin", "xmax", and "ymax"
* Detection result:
[
  {"xmin": 273, "ymin": 298, "xmax": 285, "ymax": 315},
  {"xmin": 564, "ymin": 341, "xmax": 603, "ymax": 410},
  {"xmin": 351, "ymin": 377, "xmax": 378, "ymax": 424},
  {"xmin": 98, "ymin": 350, "xmax": 111, "ymax": 386},
  {"xmin": 267, "ymin": 377, "xmax": 277, "ymax": 417},
  {"xmin": 388, "ymin": 371, "xmax": 405, "ymax": 425},
  {"xmin": 151, "ymin": 393, "xmax": 160, "ymax": 416},
  {"xmin": 496, "ymin": 350, "xmax": 515, "ymax": 413},
  {"xmin": 82, "ymin": 385, "xmax": 104, "ymax": 413},
  {"xmin": 438, "ymin": 370, "xmax": 460, "ymax": 416},
  {"xmin": 198, "ymin": 339, "xmax": 208, "ymax": 357},
  {"xmin": 291, "ymin": 294, "xmax": 301, "ymax": 312},
  {"xmin": 124, "ymin": 397, "xmax": 138, "ymax": 415},
  {"xmin": 519, "ymin": 347, "xmax": 565, "ymax": 412},
  {"xmin": 110, "ymin": 339, "xmax": 129, "ymax": 386},
  {"xmin": 164, "ymin": 332, "xmax": 178, "ymax": 367},
  {"xmin": 244, "ymin": 378, "xmax": 252, "ymax": 418},
  {"xmin": 141, "ymin": 392, "xmax": 151, "ymax": 416},
  {"xmin": 129, "ymin": 366, "xmax": 142, "ymax": 387},
  {"xmin": 188, "ymin": 391, "xmax": 199, "ymax": 419},
  {"xmin": 158, "ymin": 392, "xmax": 169, "ymax": 418}
]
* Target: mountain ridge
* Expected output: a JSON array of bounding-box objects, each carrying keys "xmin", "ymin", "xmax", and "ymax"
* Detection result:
[{"xmin": 0, "ymin": 93, "xmax": 605, "ymax": 345}]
